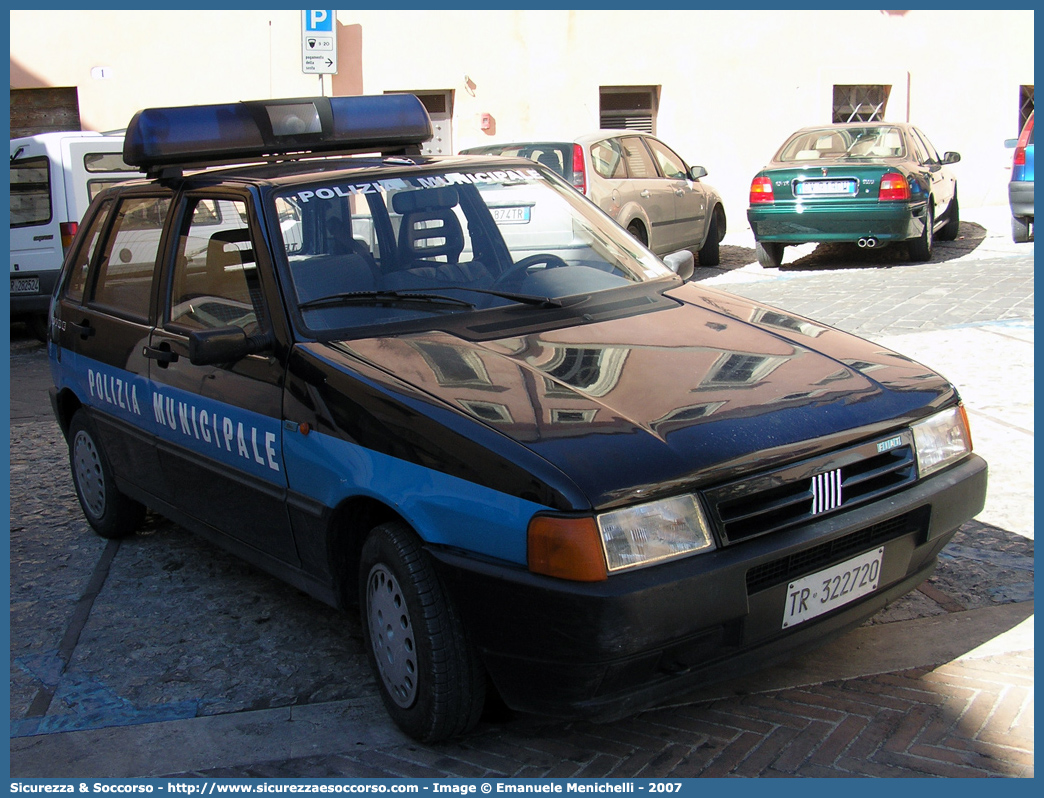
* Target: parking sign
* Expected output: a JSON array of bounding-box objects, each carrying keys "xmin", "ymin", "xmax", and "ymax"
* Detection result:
[{"xmin": 302, "ymin": 10, "xmax": 337, "ymax": 74}]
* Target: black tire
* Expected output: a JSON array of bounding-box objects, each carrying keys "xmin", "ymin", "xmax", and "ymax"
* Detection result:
[
  {"xmin": 627, "ymin": 221, "xmax": 649, "ymax": 247},
  {"xmin": 68, "ymin": 409, "xmax": 145, "ymax": 539},
  {"xmin": 26, "ymin": 313, "xmax": 50, "ymax": 343},
  {"xmin": 359, "ymin": 521, "xmax": 485, "ymax": 742},
  {"xmin": 697, "ymin": 208, "xmax": 722, "ymax": 267},
  {"xmin": 938, "ymin": 191, "xmax": 960, "ymax": 241},
  {"xmin": 755, "ymin": 241, "xmax": 784, "ymax": 269},
  {"xmin": 908, "ymin": 205, "xmax": 934, "ymax": 262},
  {"xmin": 1012, "ymin": 215, "xmax": 1031, "ymax": 243}
]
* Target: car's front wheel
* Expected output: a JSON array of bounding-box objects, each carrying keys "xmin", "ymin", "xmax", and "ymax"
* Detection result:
[
  {"xmin": 1012, "ymin": 214, "xmax": 1032, "ymax": 243},
  {"xmin": 908, "ymin": 206, "xmax": 934, "ymax": 262},
  {"xmin": 359, "ymin": 521, "xmax": 485, "ymax": 742},
  {"xmin": 68, "ymin": 409, "xmax": 145, "ymax": 539},
  {"xmin": 755, "ymin": 241, "xmax": 784, "ymax": 269}
]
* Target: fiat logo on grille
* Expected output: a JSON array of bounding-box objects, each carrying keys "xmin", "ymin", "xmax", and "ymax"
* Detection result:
[{"xmin": 811, "ymin": 469, "xmax": 843, "ymax": 514}]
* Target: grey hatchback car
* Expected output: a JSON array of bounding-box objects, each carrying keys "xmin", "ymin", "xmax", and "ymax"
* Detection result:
[{"xmin": 462, "ymin": 131, "xmax": 726, "ymax": 265}]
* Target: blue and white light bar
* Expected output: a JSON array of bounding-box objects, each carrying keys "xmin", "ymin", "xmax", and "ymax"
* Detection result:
[{"xmin": 123, "ymin": 94, "xmax": 432, "ymax": 175}]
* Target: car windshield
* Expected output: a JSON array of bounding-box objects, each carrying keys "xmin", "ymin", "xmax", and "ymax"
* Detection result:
[
  {"xmin": 271, "ymin": 164, "xmax": 672, "ymax": 336},
  {"xmin": 778, "ymin": 125, "xmax": 907, "ymax": 162}
]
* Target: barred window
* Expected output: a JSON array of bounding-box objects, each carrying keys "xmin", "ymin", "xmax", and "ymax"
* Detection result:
[{"xmin": 833, "ymin": 85, "xmax": 890, "ymax": 123}]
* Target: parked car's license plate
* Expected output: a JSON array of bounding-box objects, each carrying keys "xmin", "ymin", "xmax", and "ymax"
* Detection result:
[
  {"xmin": 795, "ymin": 180, "xmax": 857, "ymax": 196},
  {"xmin": 782, "ymin": 547, "xmax": 883, "ymax": 629},
  {"xmin": 11, "ymin": 277, "xmax": 40, "ymax": 294},
  {"xmin": 491, "ymin": 206, "xmax": 531, "ymax": 224}
]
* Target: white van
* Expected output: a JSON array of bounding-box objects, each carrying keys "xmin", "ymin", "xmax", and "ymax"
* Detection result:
[{"xmin": 10, "ymin": 131, "xmax": 140, "ymax": 338}]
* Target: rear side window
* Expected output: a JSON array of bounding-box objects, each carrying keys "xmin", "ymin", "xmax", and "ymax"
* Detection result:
[
  {"xmin": 90, "ymin": 195, "xmax": 171, "ymax": 320},
  {"xmin": 10, "ymin": 156, "xmax": 51, "ymax": 228},
  {"xmin": 590, "ymin": 139, "xmax": 626, "ymax": 179},
  {"xmin": 65, "ymin": 199, "xmax": 113, "ymax": 304},
  {"xmin": 83, "ymin": 152, "xmax": 136, "ymax": 173},
  {"xmin": 620, "ymin": 137, "xmax": 657, "ymax": 178}
]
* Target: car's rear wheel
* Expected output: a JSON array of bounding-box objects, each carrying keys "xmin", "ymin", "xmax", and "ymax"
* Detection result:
[
  {"xmin": 1012, "ymin": 215, "xmax": 1032, "ymax": 243},
  {"xmin": 697, "ymin": 207, "xmax": 723, "ymax": 267},
  {"xmin": 359, "ymin": 521, "xmax": 485, "ymax": 742},
  {"xmin": 627, "ymin": 221, "xmax": 649, "ymax": 247},
  {"xmin": 68, "ymin": 409, "xmax": 145, "ymax": 539},
  {"xmin": 938, "ymin": 191, "xmax": 960, "ymax": 241},
  {"xmin": 755, "ymin": 241, "xmax": 784, "ymax": 269},
  {"xmin": 908, "ymin": 206, "xmax": 934, "ymax": 262}
]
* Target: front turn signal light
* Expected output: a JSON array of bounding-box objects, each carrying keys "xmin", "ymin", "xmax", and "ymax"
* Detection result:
[{"xmin": 527, "ymin": 516, "xmax": 607, "ymax": 582}]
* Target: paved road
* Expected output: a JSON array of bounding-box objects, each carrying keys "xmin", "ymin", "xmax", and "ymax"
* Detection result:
[{"xmin": 8, "ymin": 206, "xmax": 1033, "ymax": 778}]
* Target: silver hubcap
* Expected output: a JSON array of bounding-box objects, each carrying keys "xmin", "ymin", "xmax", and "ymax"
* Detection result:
[
  {"xmin": 72, "ymin": 430, "xmax": 106, "ymax": 519},
  {"xmin": 366, "ymin": 564, "xmax": 417, "ymax": 708}
]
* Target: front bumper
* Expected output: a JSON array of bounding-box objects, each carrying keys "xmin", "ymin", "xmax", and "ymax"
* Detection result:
[
  {"xmin": 430, "ymin": 454, "xmax": 987, "ymax": 719},
  {"xmin": 1009, "ymin": 180, "xmax": 1034, "ymax": 219},
  {"xmin": 747, "ymin": 201, "xmax": 923, "ymax": 245}
]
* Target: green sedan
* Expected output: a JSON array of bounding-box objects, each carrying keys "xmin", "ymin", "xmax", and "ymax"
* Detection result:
[{"xmin": 747, "ymin": 122, "xmax": 961, "ymax": 268}]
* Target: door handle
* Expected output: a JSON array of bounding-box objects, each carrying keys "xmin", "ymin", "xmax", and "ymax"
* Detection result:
[
  {"xmin": 142, "ymin": 344, "xmax": 179, "ymax": 365},
  {"xmin": 640, "ymin": 190, "xmax": 651, "ymax": 198},
  {"xmin": 68, "ymin": 320, "xmax": 95, "ymax": 340}
]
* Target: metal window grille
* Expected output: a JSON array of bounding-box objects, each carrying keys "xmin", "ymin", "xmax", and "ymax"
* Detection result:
[
  {"xmin": 600, "ymin": 86, "xmax": 658, "ymax": 134},
  {"xmin": 832, "ymin": 85, "xmax": 891, "ymax": 123}
]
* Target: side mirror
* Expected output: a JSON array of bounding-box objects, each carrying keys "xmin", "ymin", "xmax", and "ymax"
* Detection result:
[
  {"xmin": 662, "ymin": 249, "xmax": 695, "ymax": 281},
  {"xmin": 689, "ymin": 165, "xmax": 708, "ymax": 181},
  {"xmin": 942, "ymin": 151, "xmax": 961, "ymax": 165},
  {"xmin": 188, "ymin": 326, "xmax": 273, "ymax": 365},
  {"xmin": 1004, "ymin": 138, "xmax": 1018, "ymax": 149}
]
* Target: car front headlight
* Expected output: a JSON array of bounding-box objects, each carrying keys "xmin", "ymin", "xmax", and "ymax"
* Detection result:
[
  {"xmin": 912, "ymin": 404, "xmax": 973, "ymax": 478},
  {"xmin": 597, "ymin": 494, "xmax": 715, "ymax": 573}
]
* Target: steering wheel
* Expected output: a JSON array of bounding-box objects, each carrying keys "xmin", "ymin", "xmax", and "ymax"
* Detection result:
[{"xmin": 491, "ymin": 253, "xmax": 569, "ymax": 288}]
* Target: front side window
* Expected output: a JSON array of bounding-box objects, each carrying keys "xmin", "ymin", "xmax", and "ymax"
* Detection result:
[
  {"xmin": 270, "ymin": 166, "xmax": 672, "ymax": 337},
  {"xmin": 168, "ymin": 197, "xmax": 264, "ymax": 333},
  {"xmin": 10, "ymin": 155, "xmax": 51, "ymax": 227},
  {"xmin": 645, "ymin": 138, "xmax": 688, "ymax": 179}
]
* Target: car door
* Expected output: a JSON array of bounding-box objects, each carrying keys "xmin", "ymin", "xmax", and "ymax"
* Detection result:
[
  {"xmin": 644, "ymin": 136, "xmax": 709, "ymax": 251},
  {"xmin": 618, "ymin": 135, "xmax": 676, "ymax": 252},
  {"xmin": 910, "ymin": 128, "xmax": 956, "ymax": 219},
  {"xmin": 147, "ymin": 191, "xmax": 298, "ymax": 564},
  {"xmin": 50, "ymin": 190, "xmax": 174, "ymax": 503}
]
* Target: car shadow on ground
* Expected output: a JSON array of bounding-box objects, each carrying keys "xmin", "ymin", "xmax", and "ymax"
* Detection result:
[
  {"xmin": 693, "ymin": 221, "xmax": 990, "ymax": 282},
  {"xmin": 779, "ymin": 220, "xmax": 988, "ymax": 271}
]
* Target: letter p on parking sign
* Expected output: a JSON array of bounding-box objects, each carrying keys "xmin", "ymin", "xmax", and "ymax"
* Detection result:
[{"xmin": 305, "ymin": 10, "xmax": 333, "ymax": 32}]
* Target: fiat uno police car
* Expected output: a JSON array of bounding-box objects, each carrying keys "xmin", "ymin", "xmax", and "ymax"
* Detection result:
[{"xmin": 48, "ymin": 94, "xmax": 987, "ymax": 742}]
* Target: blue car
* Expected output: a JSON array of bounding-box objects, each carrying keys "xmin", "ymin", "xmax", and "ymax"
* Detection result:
[{"xmin": 1008, "ymin": 111, "xmax": 1034, "ymax": 242}]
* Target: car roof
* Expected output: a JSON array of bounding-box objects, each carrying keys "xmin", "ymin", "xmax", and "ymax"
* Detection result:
[{"xmin": 102, "ymin": 152, "xmax": 549, "ymax": 192}]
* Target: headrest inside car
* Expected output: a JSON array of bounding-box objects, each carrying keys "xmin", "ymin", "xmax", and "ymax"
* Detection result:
[{"xmin": 392, "ymin": 186, "xmax": 459, "ymax": 214}]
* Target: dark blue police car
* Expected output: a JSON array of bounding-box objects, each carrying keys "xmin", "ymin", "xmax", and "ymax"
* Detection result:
[{"xmin": 48, "ymin": 95, "xmax": 987, "ymax": 742}]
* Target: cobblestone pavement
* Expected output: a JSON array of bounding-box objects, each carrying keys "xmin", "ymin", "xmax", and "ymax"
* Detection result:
[{"xmin": 8, "ymin": 208, "xmax": 1033, "ymax": 778}]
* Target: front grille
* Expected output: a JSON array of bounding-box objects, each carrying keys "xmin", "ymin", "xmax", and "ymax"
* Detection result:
[
  {"xmin": 702, "ymin": 431, "xmax": 917, "ymax": 545},
  {"xmin": 745, "ymin": 508, "xmax": 927, "ymax": 594}
]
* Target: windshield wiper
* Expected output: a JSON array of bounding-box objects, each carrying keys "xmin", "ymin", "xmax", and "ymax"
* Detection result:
[
  {"xmin": 411, "ymin": 285, "xmax": 566, "ymax": 309},
  {"xmin": 297, "ymin": 290, "xmax": 476, "ymax": 311}
]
